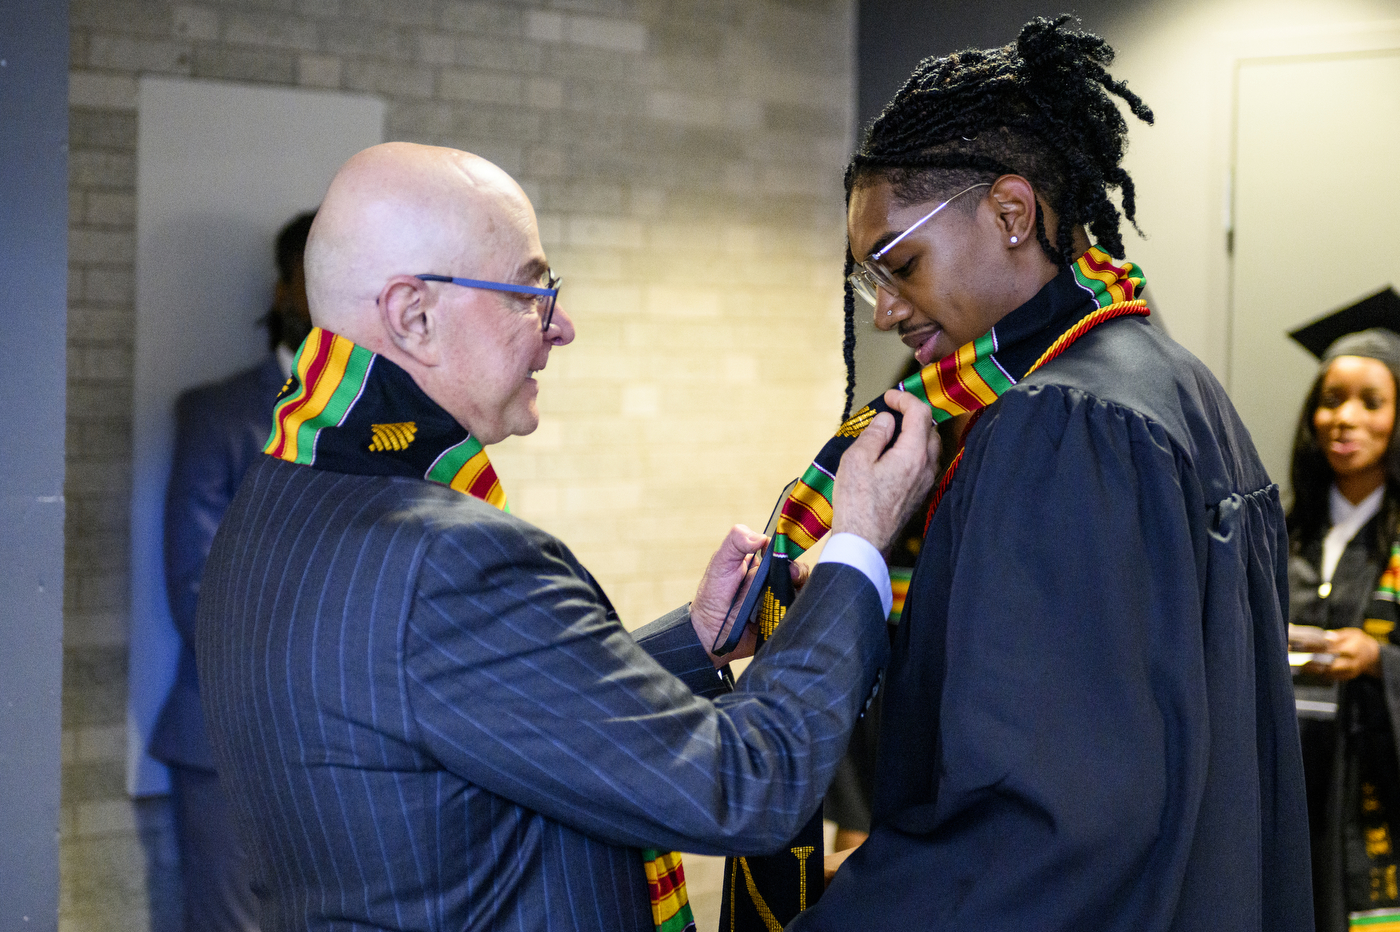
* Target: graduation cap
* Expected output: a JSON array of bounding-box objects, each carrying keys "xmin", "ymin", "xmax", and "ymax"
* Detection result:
[{"xmin": 1289, "ymin": 286, "xmax": 1400, "ymax": 359}]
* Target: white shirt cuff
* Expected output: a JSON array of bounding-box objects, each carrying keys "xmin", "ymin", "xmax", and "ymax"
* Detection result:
[{"xmin": 816, "ymin": 532, "xmax": 893, "ymax": 618}]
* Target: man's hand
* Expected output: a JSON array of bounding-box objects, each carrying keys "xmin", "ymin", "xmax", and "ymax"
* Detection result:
[
  {"xmin": 690, "ymin": 526, "xmax": 811, "ymax": 667},
  {"xmin": 830, "ymin": 390, "xmax": 939, "ymax": 553},
  {"xmin": 690, "ymin": 525, "xmax": 766, "ymax": 666}
]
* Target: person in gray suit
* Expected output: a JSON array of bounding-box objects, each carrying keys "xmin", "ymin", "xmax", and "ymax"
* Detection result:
[{"xmin": 195, "ymin": 141, "xmax": 937, "ymax": 932}]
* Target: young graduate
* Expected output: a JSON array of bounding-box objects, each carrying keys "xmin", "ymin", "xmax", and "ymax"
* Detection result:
[
  {"xmin": 1287, "ymin": 291, "xmax": 1400, "ymax": 930},
  {"xmin": 789, "ymin": 16, "xmax": 1311, "ymax": 930}
]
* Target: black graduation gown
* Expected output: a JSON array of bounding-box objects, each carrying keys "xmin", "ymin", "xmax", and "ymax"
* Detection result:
[{"xmin": 794, "ymin": 266, "xmax": 1312, "ymax": 931}]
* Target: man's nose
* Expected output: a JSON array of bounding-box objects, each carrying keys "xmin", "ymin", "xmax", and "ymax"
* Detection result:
[{"xmin": 546, "ymin": 299, "xmax": 575, "ymax": 346}]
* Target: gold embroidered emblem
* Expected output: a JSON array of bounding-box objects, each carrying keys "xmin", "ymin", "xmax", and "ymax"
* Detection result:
[
  {"xmin": 1365, "ymin": 782, "xmax": 1385, "ymax": 814},
  {"xmin": 790, "ymin": 846, "xmax": 815, "ymax": 910},
  {"xmin": 835, "ymin": 406, "xmax": 875, "ymax": 438},
  {"xmin": 734, "ymin": 857, "xmax": 782, "ymax": 932},
  {"xmin": 368, "ymin": 422, "xmax": 418, "ymax": 452},
  {"xmin": 759, "ymin": 588, "xmax": 786, "ymax": 641},
  {"xmin": 1372, "ymin": 864, "xmax": 1400, "ymax": 902},
  {"xmin": 1367, "ymin": 824, "xmax": 1393, "ymax": 859}
]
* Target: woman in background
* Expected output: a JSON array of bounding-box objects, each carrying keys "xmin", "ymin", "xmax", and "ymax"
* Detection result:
[{"xmin": 1289, "ymin": 328, "xmax": 1400, "ymax": 930}]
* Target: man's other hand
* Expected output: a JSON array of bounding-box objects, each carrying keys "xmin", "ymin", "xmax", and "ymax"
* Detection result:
[
  {"xmin": 831, "ymin": 390, "xmax": 939, "ymax": 553},
  {"xmin": 691, "ymin": 524, "xmax": 767, "ymax": 666},
  {"xmin": 690, "ymin": 526, "xmax": 812, "ymax": 667}
]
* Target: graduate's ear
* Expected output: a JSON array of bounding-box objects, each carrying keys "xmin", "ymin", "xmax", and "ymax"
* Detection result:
[
  {"xmin": 378, "ymin": 275, "xmax": 441, "ymax": 366},
  {"xmin": 987, "ymin": 174, "xmax": 1038, "ymax": 249}
]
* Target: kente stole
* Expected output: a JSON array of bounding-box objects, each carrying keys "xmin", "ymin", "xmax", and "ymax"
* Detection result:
[
  {"xmin": 1344, "ymin": 546, "xmax": 1400, "ymax": 928},
  {"xmin": 263, "ymin": 327, "xmax": 695, "ymax": 932}
]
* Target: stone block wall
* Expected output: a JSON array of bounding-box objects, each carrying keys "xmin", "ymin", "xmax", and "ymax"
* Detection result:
[{"xmin": 64, "ymin": 0, "xmax": 855, "ymax": 927}]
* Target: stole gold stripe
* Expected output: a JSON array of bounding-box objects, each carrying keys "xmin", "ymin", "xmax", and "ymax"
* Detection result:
[
  {"xmin": 279, "ymin": 330, "xmax": 330, "ymax": 463},
  {"xmin": 950, "ymin": 342, "xmax": 999, "ymax": 407},
  {"xmin": 270, "ymin": 329, "xmax": 321, "ymax": 463},
  {"xmin": 448, "ymin": 450, "xmax": 490, "ymax": 495},
  {"xmin": 1079, "ymin": 264, "xmax": 1127, "ymax": 304},
  {"xmin": 919, "ymin": 366, "xmax": 971, "ymax": 418},
  {"xmin": 776, "ymin": 518, "xmax": 820, "ymax": 552},
  {"xmin": 282, "ymin": 334, "xmax": 356, "ymax": 463}
]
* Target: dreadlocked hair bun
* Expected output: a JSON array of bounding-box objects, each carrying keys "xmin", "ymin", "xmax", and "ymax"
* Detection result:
[{"xmin": 837, "ymin": 14, "xmax": 1153, "ymax": 419}]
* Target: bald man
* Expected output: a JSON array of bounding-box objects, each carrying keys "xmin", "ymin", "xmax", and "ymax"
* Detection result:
[{"xmin": 194, "ymin": 142, "xmax": 936, "ymax": 932}]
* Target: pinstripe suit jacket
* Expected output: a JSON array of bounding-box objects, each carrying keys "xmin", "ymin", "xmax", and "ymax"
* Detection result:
[{"xmin": 196, "ymin": 455, "xmax": 887, "ymax": 932}]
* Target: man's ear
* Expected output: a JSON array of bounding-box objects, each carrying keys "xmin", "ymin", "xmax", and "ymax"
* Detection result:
[
  {"xmin": 378, "ymin": 275, "xmax": 440, "ymax": 365},
  {"xmin": 987, "ymin": 174, "xmax": 1038, "ymax": 248}
]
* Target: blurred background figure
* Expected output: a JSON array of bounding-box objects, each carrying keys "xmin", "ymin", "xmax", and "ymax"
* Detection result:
[
  {"xmin": 148, "ymin": 210, "xmax": 315, "ymax": 932},
  {"xmin": 1287, "ymin": 289, "xmax": 1400, "ymax": 931}
]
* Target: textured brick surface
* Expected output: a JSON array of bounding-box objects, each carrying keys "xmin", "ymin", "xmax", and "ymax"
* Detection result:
[{"xmin": 63, "ymin": 0, "xmax": 855, "ymax": 925}]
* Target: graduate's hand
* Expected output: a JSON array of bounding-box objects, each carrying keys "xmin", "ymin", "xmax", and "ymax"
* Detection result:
[
  {"xmin": 830, "ymin": 390, "xmax": 939, "ymax": 554},
  {"xmin": 1319, "ymin": 627, "xmax": 1382, "ymax": 680},
  {"xmin": 823, "ymin": 845, "xmax": 860, "ymax": 885},
  {"xmin": 691, "ymin": 525, "xmax": 767, "ymax": 666},
  {"xmin": 1288, "ymin": 623, "xmax": 1330, "ymax": 653}
]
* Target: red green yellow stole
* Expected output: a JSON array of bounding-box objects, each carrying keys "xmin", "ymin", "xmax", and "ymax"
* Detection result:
[
  {"xmin": 1369, "ymin": 545, "xmax": 1400, "ymax": 642},
  {"xmin": 264, "ymin": 327, "xmax": 695, "ymax": 932},
  {"xmin": 264, "ymin": 328, "xmax": 507, "ymax": 504},
  {"xmin": 1343, "ymin": 545, "xmax": 1400, "ymax": 926}
]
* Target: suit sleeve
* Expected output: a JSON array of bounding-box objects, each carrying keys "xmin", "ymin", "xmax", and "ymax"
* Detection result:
[
  {"xmin": 401, "ymin": 515, "xmax": 889, "ymax": 856},
  {"xmin": 826, "ymin": 385, "xmax": 1208, "ymax": 929},
  {"xmin": 164, "ymin": 389, "xmax": 238, "ymax": 645},
  {"xmin": 630, "ymin": 605, "xmax": 733, "ymax": 699}
]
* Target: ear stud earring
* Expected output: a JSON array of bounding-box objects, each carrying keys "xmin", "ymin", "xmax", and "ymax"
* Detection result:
[{"xmin": 1010, "ymin": 236, "xmax": 1019, "ymax": 245}]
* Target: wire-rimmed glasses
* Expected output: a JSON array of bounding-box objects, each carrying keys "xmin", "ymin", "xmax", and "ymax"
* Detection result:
[{"xmin": 848, "ymin": 183, "xmax": 991, "ymax": 307}]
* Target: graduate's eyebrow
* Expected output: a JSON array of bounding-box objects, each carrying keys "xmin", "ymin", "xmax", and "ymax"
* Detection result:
[{"xmin": 866, "ymin": 230, "xmax": 902, "ymax": 257}]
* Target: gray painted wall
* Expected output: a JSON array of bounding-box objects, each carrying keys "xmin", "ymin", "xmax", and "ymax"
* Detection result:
[
  {"xmin": 856, "ymin": 1, "xmax": 1123, "ymax": 131},
  {"xmin": 0, "ymin": 0, "xmax": 68, "ymax": 926}
]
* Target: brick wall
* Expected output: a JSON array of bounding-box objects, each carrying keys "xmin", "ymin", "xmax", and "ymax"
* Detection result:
[{"xmin": 63, "ymin": 0, "xmax": 855, "ymax": 927}]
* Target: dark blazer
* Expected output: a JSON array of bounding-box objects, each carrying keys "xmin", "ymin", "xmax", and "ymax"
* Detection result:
[
  {"xmin": 196, "ymin": 455, "xmax": 888, "ymax": 932},
  {"xmin": 800, "ymin": 315, "xmax": 1311, "ymax": 930},
  {"xmin": 151, "ymin": 354, "xmax": 285, "ymax": 769}
]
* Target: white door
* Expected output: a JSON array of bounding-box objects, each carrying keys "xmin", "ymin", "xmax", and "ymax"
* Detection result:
[
  {"xmin": 129, "ymin": 77, "xmax": 385, "ymax": 796},
  {"xmin": 1230, "ymin": 50, "xmax": 1400, "ymax": 491}
]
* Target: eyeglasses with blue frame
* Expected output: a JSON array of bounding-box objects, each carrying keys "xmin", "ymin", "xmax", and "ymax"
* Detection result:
[{"xmin": 416, "ymin": 270, "xmax": 562, "ymax": 332}]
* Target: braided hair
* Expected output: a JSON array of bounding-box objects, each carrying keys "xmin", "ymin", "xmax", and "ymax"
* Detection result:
[{"xmin": 840, "ymin": 15, "xmax": 1153, "ymax": 418}]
